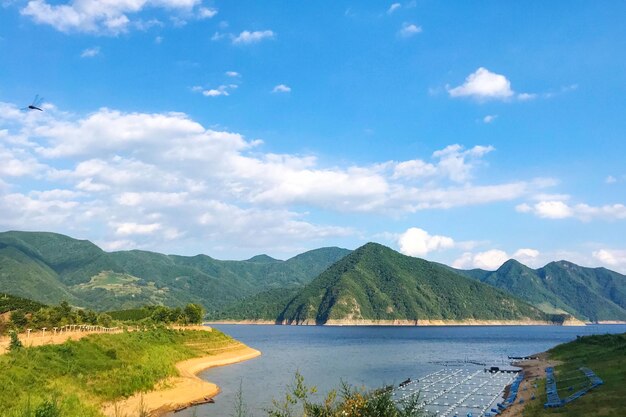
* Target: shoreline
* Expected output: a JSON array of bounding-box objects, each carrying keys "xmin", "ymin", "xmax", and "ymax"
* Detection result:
[
  {"xmin": 500, "ymin": 352, "xmax": 560, "ymax": 417},
  {"xmin": 102, "ymin": 343, "xmax": 261, "ymax": 417},
  {"xmin": 208, "ymin": 318, "xmax": 587, "ymax": 326}
]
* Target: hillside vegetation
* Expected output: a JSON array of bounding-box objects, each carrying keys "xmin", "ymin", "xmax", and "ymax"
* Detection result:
[
  {"xmin": 0, "ymin": 231, "xmax": 350, "ymax": 311},
  {"xmin": 523, "ymin": 332, "xmax": 626, "ymax": 417},
  {"xmin": 278, "ymin": 243, "xmax": 551, "ymax": 324},
  {"xmin": 0, "ymin": 328, "xmax": 237, "ymax": 417},
  {"xmin": 453, "ymin": 259, "xmax": 626, "ymax": 321}
]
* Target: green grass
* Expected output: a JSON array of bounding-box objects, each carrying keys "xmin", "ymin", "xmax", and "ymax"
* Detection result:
[
  {"xmin": 0, "ymin": 327, "xmax": 238, "ymax": 417},
  {"xmin": 523, "ymin": 332, "xmax": 626, "ymax": 417}
]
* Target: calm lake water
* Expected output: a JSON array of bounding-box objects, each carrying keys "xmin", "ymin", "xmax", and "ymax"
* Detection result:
[{"xmin": 168, "ymin": 324, "xmax": 626, "ymax": 417}]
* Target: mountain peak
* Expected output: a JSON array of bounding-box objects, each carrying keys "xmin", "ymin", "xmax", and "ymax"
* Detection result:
[{"xmin": 246, "ymin": 254, "xmax": 280, "ymax": 263}]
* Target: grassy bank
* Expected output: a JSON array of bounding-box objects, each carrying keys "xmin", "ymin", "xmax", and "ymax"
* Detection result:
[
  {"xmin": 0, "ymin": 327, "xmax": 237, "ymax": 417},
  {"xmin": 522, "ymin": 332, "xmax": 626, "ymax": 417}
]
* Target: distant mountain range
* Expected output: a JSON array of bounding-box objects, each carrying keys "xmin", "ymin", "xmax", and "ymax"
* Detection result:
[
  {"xmin": 451, "ymin": 259, "xmax": 626, "ymax": 321},
  {"xmin": 0, "ymin": 231, "xmax": 349, "ymax": 311},
  {"xmin": 1, "ymin": 231, "xmax": 624, "ymax": 323}
]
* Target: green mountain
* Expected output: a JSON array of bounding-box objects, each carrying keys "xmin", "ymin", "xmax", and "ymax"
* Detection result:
[
  {"xmin": 0, "ymin": 231, "xmax": 350, "ymax": 311},
  {"xmin": 455, "ymin": 259, "xmax": 626, "ymax": 321},
  {"xmin": 277, "ymin": 243, "xmax": 550, "ymax": 325}
]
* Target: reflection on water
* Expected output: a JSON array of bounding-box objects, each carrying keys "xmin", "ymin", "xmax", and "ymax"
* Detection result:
[{"xmin": 168, "ymin": 324, "xmax": 626, "ymax": 417}]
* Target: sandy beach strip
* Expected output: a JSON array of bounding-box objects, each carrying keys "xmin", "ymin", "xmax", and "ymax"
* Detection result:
[
  {"xmin": 102, "ymin": 344, "xmax": 261, "ymax": 417},
  {"xmin": 499, "ymin": 352, "xmax": 560, "ymax": 417}
]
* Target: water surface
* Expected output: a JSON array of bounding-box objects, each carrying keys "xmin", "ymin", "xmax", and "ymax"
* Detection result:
[{"xmin": 169, "ymin": 324, "xmax": 626, "ymax": 417}]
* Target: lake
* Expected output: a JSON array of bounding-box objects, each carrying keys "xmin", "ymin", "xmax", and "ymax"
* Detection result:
[{"xmin": 168, "ymin": 324, "xmax": 626, "ymax": 417}]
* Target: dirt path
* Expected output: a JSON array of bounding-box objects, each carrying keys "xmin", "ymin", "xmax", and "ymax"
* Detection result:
[
  {"xmin": 0, "ymin": 325, "xmax": 210, "ymax": 355},
  {"xmin": 101, "ymin": 344, "xmax": 261, "ymax": 417},
  {"xmin": 500, "ymin": 352, "xmax": 561, "ymax": 417}
]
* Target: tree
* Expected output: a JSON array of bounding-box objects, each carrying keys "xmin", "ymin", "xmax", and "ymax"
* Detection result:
[
  {"xmin": 10, "ymin": 309, "xmax": 28, "ymax": 329},
  {"xmin": 184, "ymin": 303, "xmax": 204, "ymax": 324},
  {"xmin": 151, "ymin": 306, "xmax": 172, "ymax": 324},
  {"xmin": 97, "ymin": 313, "xmax": 113, "ymax": 327},
  {"xmin": 9, "ymin": 330, "xmax": 23, "ymax": 351}
]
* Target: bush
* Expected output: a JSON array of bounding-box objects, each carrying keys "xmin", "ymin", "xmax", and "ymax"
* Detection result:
[
  {"xmin": 34, "ymin": 400, "xmax": 61, "ymax": 417},
  {"xmin": 268, "ymin": 372, "xmax": 422, "ymax": 417}
]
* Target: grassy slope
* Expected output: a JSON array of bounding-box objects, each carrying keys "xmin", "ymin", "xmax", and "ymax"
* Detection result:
[
  {"xmin": 279, "ymin": 243, "xmax": 548, "ymax": 324},
  {"xmin": 0, "ymin": 328, "xmax": 238, "ymax": 417},
  {"xmin": 523, "ymin": 332, "xmax": 626, "ymax": 417}
]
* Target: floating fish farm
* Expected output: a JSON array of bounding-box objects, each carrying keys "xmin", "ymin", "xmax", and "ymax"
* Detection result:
[
  {"xmin": 544, "ymin": 366, "xmax": 603, "ymax": 408},
  {"xmin": 392, "ymin": 368, "xmax": 523, "ymax": 417}
]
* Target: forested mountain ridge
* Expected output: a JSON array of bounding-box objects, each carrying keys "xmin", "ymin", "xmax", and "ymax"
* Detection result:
[
  {"xmin": 277, "ymin": 243, "xmax": 552, "ymax": 325},
  {"xmin": 452, "ymin": 259, "xmax": 626, "ymax": 321},
  {"xmin": 0, "ymin": 231, "xmax": 350, "ymax": 311}
]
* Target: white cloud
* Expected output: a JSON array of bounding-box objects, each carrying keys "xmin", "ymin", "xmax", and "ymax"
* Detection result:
[
  {"xmin": 197, "ymin": 7, "xmax": 217, "ymax": 19},
  {"xmin": 225, "ymin": 71, "xmax": 240, "ymax": 77},
  {"xmin": 483, "ymin": 115, "xmax": 497, "ymax": 124},
  {"xmin": 387, "ymin": 3, "xmax": 401, "ymax": 14},
  {"xmin": 517, "ymin": 200, "xmax": 626, "ymax": 221},
  {"xmin": 592, "ymin": 249, "xmax": 626, "ymax": 270},
  {"xmin": 272, "ymin": 84, "xmax": 291, "ymax": 93},
  {"xmin": 448, "ymin": 67, "xmax": 514, "ymax": 100},
  {"xmin": 512, "ymin": 248, "xmax": 541, "ymax": 266},
  {"xmin": 0, "ymin": 100, "xmax": 558, "ymax": 254},
  {"xmin": 517, "ymin": 93, "xmax": 537, "ymax": 101},
  {"xmin": 203, "ymin": 88, "xmax": 229, "ymax": 97},
  {"xmin": 80, "ymin": 46, "xmax": 100, "ymax": 58},
  {"xmin": 21, "ymin": 0, "xmax": 202, "ymax": 34},
  {"xmin": 398, "ymin": 227, "xmax": 454, "ymax": 257},
  {"xmin": 453, "ymin": 249, "xmax": 508, "ymax": 270},
  {"xmin": 392, "ymin": 145, "xmax": 495, "ymax": 183},
  {"xmin": 232, "ymin": 30, "xmax": 275, "ymax": 45},
  {"xmin": 606, "ymin": 175, "xmax": 617, "ymax": 184},
  {"xmin": 398, "ymin": 22, "xmax": 422, "ymax": 37},
  {"xmin": 115, "ymin": 222, "xmax": 161, "ymax": 236}
]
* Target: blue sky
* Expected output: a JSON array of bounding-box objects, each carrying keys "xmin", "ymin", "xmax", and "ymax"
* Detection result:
[{"xmin": 1, "ymin": 1, "xmax": 625, "ymax": 271}]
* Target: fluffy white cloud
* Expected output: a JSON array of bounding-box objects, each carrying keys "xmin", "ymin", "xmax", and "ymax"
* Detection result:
[
  {"xmin": 392, "ymin": 144, "xmax": 494, "ymax": 183},
  {"xmin": 453, "ymin": 249, "xmax": 508, "ymax": 270},
  {"xmin": 115, "ymin": 222, "xmax": 161, "ymax": 236},
  {"xmin": 398, "ymin": 227, "xmax": 454, "ymax": 257},
  {"xmin": 80, "ymin": 46, "xmax": 100, "ymax": 58},
  {"xmin": 448, "ymin": 68, "xmax": 514, "ymax": 100},
  {"xmin": 593, "ymin": 249, "xmax": 626, "ymax": 270},
  {"xmin": 606, "ymin": 175, "xmax": 617, "ymax": 184},
  {"xmin": 0, "ymin": 101, "xmax": 557, "ymax": 254},
  {"xmin": 453, "ymin": 247, "xmax": 542, "ymax": 270},
  {"xmin": 398, "ymin": 22, "xmax": 421, "ymax": 37},
  {"xmin": 517, "ymin": 200, "xmax": 626, "ymax": 221},
  {"xmin": 512, "ymin": 248, "xmax": 540, "ymax": 265},
  {"xmin": 272, "ymin": 84, "xmax": 291, "ymax": 93},
  {"xmin": 225, "ymin": 71, "xmax": 240, "ymax": 77},
  {"xmin": 21, "ymin": 0, "xmax": 202, "ymax": 34},
  {"xmin": 483, "ymin": 115, "xmax": 497, "ymax": 124},
  {"xmin": 387, "ymin": 3, "xmax": 401, "ymax": 14},
  {"xmin": 197, "ymin": 7, "xmax": 216, "ymax": 19},
  {"xmin": 232, "ymin": 30, "xmax": 275, "ymax": 44}
]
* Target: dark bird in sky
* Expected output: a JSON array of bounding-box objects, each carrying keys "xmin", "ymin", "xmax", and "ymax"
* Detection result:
[{"xmin": 22, "ymin": 95, "xmax": 44, "ymax": 111}]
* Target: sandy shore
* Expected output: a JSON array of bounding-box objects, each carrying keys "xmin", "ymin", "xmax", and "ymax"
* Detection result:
[
  {"xmin": 499, "ymin": 352, "xmax": 561, "ymax": 417},
  {"xmin": 102, "ymin": 344, "xmax": 261, "ymax": 417}
]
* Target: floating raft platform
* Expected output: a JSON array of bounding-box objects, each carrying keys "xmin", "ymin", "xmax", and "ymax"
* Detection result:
[{"xmin": 393, "ymin": 367, "xmax": 521, "ymax": 417}]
